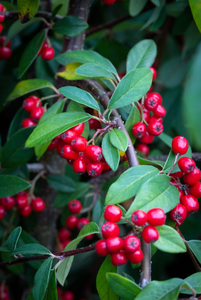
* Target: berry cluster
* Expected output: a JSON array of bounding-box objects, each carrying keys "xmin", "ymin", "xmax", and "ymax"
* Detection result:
[
  {"xmin": 169, "ymin": 136, "xmax": 200, "ymax": 225},
  {"xmin": 57, "ymin": 287, "xmax": 85, "ymax": 300},
  {"xmin": 22, "ymin": 95, "xmax": 45, "ymax": 128},
  {"xmin": 0, "ymin": 4, "xmax": 5, "ymax": 34},
  {"xmin": 0, "ymin": 36, "xmax": 12, "ymax": 60},
  {"xmin": 37, "ymin": 41, "xmax": 55, "ymax": 60},
  {"xmin": 0, "ymin": 190, "xmax": 45, "ymax": 220}
]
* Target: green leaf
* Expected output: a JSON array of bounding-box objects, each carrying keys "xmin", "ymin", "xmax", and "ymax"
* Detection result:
[
  {"xmin": 106, "ymin": 165, "xmax": 159, "ymax": 205},
  {"xmin": 127, "ymin": 40, "xmax": 157, "ymax": 72},
  {"xmin": 52, "ymin": 16, "xmax": 88, "ymax": 37},
  {"xmin": 12, "ymin": 244, "xmax": 51, "ymax": 255},
  {"xmin": 7, "ymin": 227, "xmax": 22, "ymax": 253},
  {"xmin": 189, "ymin": 0, "xmax": 201, "ymax": 32},
  {"xmin": 32, "ymin": 257, "xmax": 53, "ymax": 300},
  {"xmin": 159, "ymin": 132, "xmax": 172, "ymax": 148},
  {"xmin": 46, "ymin": 174, "xmax": 76, "ymax": 193},
  {"xmin": 102, "ymin": 133, "xmax": 120, "ymax": 172},
  {"xmin": 151, "ymin": 0, "xmax": 160, "ymax": 6},
  {"xmin": 187, "ymin": 240, "xmax": 201, "ymax": 264},
  {"xmin": 18, "ymin": 30, "xmax": 46, "ymax": 78},
  {"xmin": 75, "ymin": 63, "xmax": 116, "ymax": 80},
  {"xmin": 125, "ymin": 174, "xmax": 179, "ymax": 218},
  {"xmin": 1, "ymin": 127, "xmax": 35, "ymax": 168},
  {"xmin": 125, "ymin": 105, "xmax": 141, "ymax": 144},
  {"xmin": 7, "ymin": 107, "xmax": 28, "ymax": 140},
  {"xmin": 59, "ymin": 86, "xmax": 100, "ymax": 111},
  {"xmin": 0, "ymin": 175, "xmax": 31, "ymax": 198},
  {"xmin": 96, "ymin": 256, "xmax": 118, "ymax": 300},
  {"xmin": 57, "ymin": 222, "xmax": 99, "ymax": 285},
  {"xmin": 109, "ymin": 129, "xmax": 128, "ymax": 152},
  {"xmin": 138, "ymin": 157, "xmax": 165, "ymax": 168},
  {"xmin": 17, "ymin": 0, "xmax": 40, "ymax": 23},
  {"xmin": 56, "ymin": 62, "xmax": 87, "ymax": 81},
  {"xmin": 181, "ymin": 272, "xmax": 201, "ymax": 294},
  {"xmin": 154, "ymin": 225, "xmax": 186, "ymax": 253},
  {"xmin": 6, "ymin": 79, "xmax": 55, "ymax": 102},
  {"xmin": 106, "ymin": 273, "xmax": 142, "ymax": 300},
  {"xmin": 44, "ymin": 270, "xmax": 58, "ymax": 300},
  {"xmin": 162, "ymin": 147, "xmax": 192, "ymax": 173},
  {"xmin": 108, "ymin": 69, "xmax": 152, "ymax": 109},
  {"xmin": 129, "ymin": 0, "xmax": 148, "ymax": 17},
  {"xmin": 25, "ymin": 112, "xmax": 91, "ymax": 147}
]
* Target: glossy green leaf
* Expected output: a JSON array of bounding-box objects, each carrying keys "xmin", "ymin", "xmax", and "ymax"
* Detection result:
[
  {"xmin": 52, "ymin": 16, "xmax": 88, "ymax": 37},
  {"xmin": 18, "ymin": 30, "xmax": 46, "ymax": 78},
  {"xmin": 102, "ymin": 133, "xmax": 120, "ymax": 172},
  {"xmin": 1, "ymin": 127, "xmax": 35, "ymax": 168},
  {"xmin": 126, "ymin": 175, "xmax": 179, "ymax": 217},
  {"xmin": 109, "ymin": 129, "xmax": 128, "ymax": 152},
  {"xmin": 187, "ymin": 240, "xmax": 201, "ymax": 264},
  {"xmin": 159, "ymin": 132, "xmax": 172, "ymax": 148},
  {"xmin": 6, "ymin": 79, "xmax": 55, "ymax": 102},
  {"xmin": 125, "ymin": 105, "xmax": 141, "ymax": 144},
  {"xmin": 96, "ymin": 256, "xmax": 118, "ymax": 300},
  {"xmin": 75, "ymin": 63, "xmax": 116, "ymax": 80},
  {"xmin": 32, "ymin": 257, "xmax": 53, "ymax": 300},
  {"xmin": 189, "ymin": 0, "xmax": 201, "ymax": 32},
  {"xmin": 46, "ymin": 174, "xmax": 76, "ymax": 193},
  {"xmin": 17, "ymin": 0, "xmax": 40, "ymax": 23},
  {"xmin": 129, "ymin": 0, "xmax": 148, "ymax": 17},
  {"xmin": 0, "ymin": 175, "xmax": 31, "ymax": 197},
  {"xmin": 12, "ymin": 244, "xmax": 51, "ymax": 255},
  {"xmin": 7, "ymin": 227, "xmax": 22, "ymax": 253},
  {"xmin": 127, "ymin": 40, "xmax": 157, "ymax": 72},
  {"xmin": 108, "ymin": 69, "xmax": 152, "ymax": 109},
  {"xmin": 181, "ymin": 272, "xmax": 201, "ymax": 294},
  {"xmin": 57, "ymin": 222, "xmax": 99, "ymax": 285},
  {"xmin": 154, "ymin": 225, "xmax": 186, "ymax": 253},
  {"xmin": 138, "ymin": 157, "xmax": 165, "ymax": 168},
  {"xmin": 106, "ymin": 273, "xmax": 141, "ymax": 300},
  {"xmin": 59, "ymin": 86, "xmax": 100, "ymax": 111},
  {"xmin": 106, "ymin": 165, "xmax": 159, "ymax": 205},
  {"xmin": 141, "ymin": 0, "xmax": 165, "ymax": 30},
  {"xmin": 7, "ymin": 107, "xmax": 28, "ymax": 140},
  {"xmin": 25, "ymin": 112, "xmax": 91, "ymax": 147},
  {"xmin": 44, "ymin": 270, "xmax": 58, "ymax": 300}
]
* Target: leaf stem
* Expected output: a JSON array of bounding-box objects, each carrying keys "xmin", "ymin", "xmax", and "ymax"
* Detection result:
[
  {"xmin": 167, "ymin": 153, "xmax": 179, "ymax": 176},
  {"xmin": 29, "ymin": 170, "xmax": 46, "ymax": 203}
]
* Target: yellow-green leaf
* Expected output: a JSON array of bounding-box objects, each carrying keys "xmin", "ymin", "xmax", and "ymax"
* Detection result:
[
  {"xmin": 189, "ymin": 0, "xmax": 201, "ymax": 32},
  {"xmin": 56, "ymin": 62, "xmax": 87, "ymax": 80}
]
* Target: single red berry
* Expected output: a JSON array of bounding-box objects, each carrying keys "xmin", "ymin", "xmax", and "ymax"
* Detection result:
[
  {"xmin": 0, "ymin": 4, "xmax": 3, "ymax": 11},
  {"xmin": 150, "ymin": 67, "xmax": 157, "ymax": 81},
  {"xmin": 61, "ymin": 130, "xmax": 77, "ymax": 144},
  {"xmin": 106, "ymin": 237, "xmax": 123, "ymax": 253},
  {"xmin": 85, "ymin": 145, "xmax": 103, "ymax": 163},
  {"xmin": 58, "ymin": 228, "xmax": 71, "ymax": 241},
  {"xmin": 153, "ymin": 105, "xmax": 166, "ymax": 118},
  {"xmin": 67, "ymin": 159, "xmax": 74, "ymax": 165},
  {"xmin": 175, "ymin": 186, "xmax": 184, "ymax": 201},
  {"xmin": 73, "ymin": 157, "xmax": 87, "ymax": 174},
  {"xmin": 22, "ymin": 96, "xmax": 41, "ymax": 112},
  {"xmin": 147, "ymin": 120, "xmax": 163, "ymax": 136},
  {"xmin": 20, "ymin": 205, "xmax": 32, "ymax": 217},
  {"xmin": 61, "ymin": 145, "xmax": 79, "ymax": 160},
  {"xmin": 0, "ymin": 47, "xmax": 12, "ymax": 59},
  {"xmin": 131, "ymin": 210, "xmax": 148, "ymax": 226},
  {"xmin": 104, "ymin": 205, "xmax": 123, "ymax": 223},
  {"xmin": 169, "ymin": 204, "xmax": 187, "ymax": 226},
  {"xmin": 32, "ymin": 197, "xmax": 45, "ymax": 212},
  {"xmin": 144, "ymin": 94, "xmax": 159, "ymax": 111},
  {"xmin": 96, "ymin": 240, "xmax": 110, "ymax": 256},
  {"xmin": 102, "ymin": 0, "xmax": 116, "ymax": 4},
  {"xmin": 132, "ymin": 122, "xmax": 146, "ymax": 139},
  {"xmin": 178, "ymin": 157, "xmax": 196, "ymax": 173},
  {"xmin": 0, "ymin": 205, "xmax": 5, "ymax": 219},
  {"xmin": 87, "ymin": 162, "xmax": 103, "ymax": 177},
  {"xmin": 111, "ymin": 251, "xmax": 127, "ymax": 266},
  {"xmin": 0, "ymin": 24, "xmax": 3, "ymax": 34},
  {"xmin": 30, "ymin": 107, "xmax": 44, "ymax": 122},
  {"xmin": 77, "ymin": 218, "xmax": 89, "ymax": 230},
  {"xmin": 85, "ymin": 233, "xmax": 93, "ymax": 240},
  {"xmin": 0, "ymin": 36, "xmax": 12, "ymax": 47},
  {"xmin": 149, "ymin": 115, "xmax": 163, "ymax": 125},
  {"xmin": 138, "ymin": 105, "xmax": 150, "ymax": 123},
  {"xmin": 71, "ymin": 136, "xmax": 87, "ymax": 152},
  {"xmin": 47, "ymin": 137, "xmax": 59, "ymax": 151},
  {"xmin": 136, "ymin": 143, "xmax": 150, "ymax": 156},
  {"xmin": 65, "ymin": 215, "xmax": 78, "ymax": 229},
  {"xmin": 172, "ymin": 136, "xmax": 189, "ymax": 155},
  {"xmin": 170, "ymin": 171, "xmax": 183, "ymax": 179},
  {"xmin": 68, "ymin": 199, "xmax": 82, "ymax": 214},
  {"xmin": 183, "ymin": 168, "xmax": 201, "ymax": 185},
  {"xmin": 147, "ymin": 92, "xmax": 162, "ymax": 105},
  {"xmin": 142, "ymin": 226, "xmax": 159, "ymax": 243},
  {"xmin": 181, "ymin": 195, "xmax": 199, "ymax": 215},
  {"xmin": 0, "ymin": 11, "xmax": 5, "ymax": 23},
  {"xmin": 147, "ymin": 208, "xmax": 166, "ymax": 226},
  {"xmin": 71, "ymin": 122, "xmax": 85, "ymax": 135},
  {"xmin": 41, "ymin": 46, "xmax": 55, "ymax": 60},
  {"xmin": 0, "ymin": 196, "xmax": 15, "ymax": 210},
  {"xmin": 123, "ymin": 235, "xmax": 141, "ymax": 253},
  {"xmin": 62, "ymin": 290, "xmax": 75, "ymax": 300},
  {"xmin": 22, "ymin": 118, "xmax": 37, "ymax": 128},
  {"xmin": 101, "ymin": 221, "xmax": 120, "ymax": 239},
  {"xmin": 37, "ymin": 41, "xmax": 48, "ymax": 57},
  {"xmin": 126, "ymin": 249, "xmax": 143, "ymax": 264},
  {"xmin": 61, "ymin": 239, "xmax": 71, "ymax": 250},
  {"xmin": 103, "ymin": 161, "xmax": 111, "ymax": 171},
  {"xmin": 189, "ymin": 182, "xmax": 201, "ymax": 198},
  {"xmin": 139, "ymin": 131, "xmax": 154, "ymax": 144},
  {"xmin": 16, "ymin": 195, "xmax": 28, "ymax": 209},
  {"xmin": 88, "ymin": 118, "xmax": 102, "ymax": 129}
]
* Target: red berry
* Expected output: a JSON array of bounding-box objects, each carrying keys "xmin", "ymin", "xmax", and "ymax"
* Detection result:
[
  {"xmin": 172, "ymin": 136, "xmax": 189, "ymax": 155},
  {"xmin": 111, "ymin": 251, "xmax": 127, "ymax": 266},
  {"xmin": 58, "ymin": 228, "xmax": 71, "ymax": 241},
  {"xmin": 147, "ymin": 208, "xmax": 166, "ymax": 226},
  {"xmin": 104, "ymin": 205, "xmax": 123, "ymax": 223},
  {"xmin": 65, "ymin": 215, "xmax": 78, "ymax": 229},
  {"xmin": 136, "ymin": 143, "xmax": 150, "ymax": 156},
  {"xmin": 85, "ymin": 233, "xmax": 93, "ymax": 240},
  {"xmin": 22, "ymin": 96, "xmax": 41, "ymax": 112},
  {"xmin": 79, "ymin": 151, "xmax": 90, "ymax": 164},
  {"xmin": 183, "ymin": 168, "xmax": 201, "ymax": 185},
  {"xmin": 68, "ymin": 199, "xmax": 82, "ymax": 214},
  {"xmin": 0, "ymin": 196, "xmax": 15, "ymax": 210},
  {"xmin": 150, "ymin": 67, "xmax": 157, "ymax": 81},
  {"xmin": 123, "ymin": 235, "xmax": 141, "ymax": 253},
  {"xmin": 139, "ymin": 131, "xmax": 154, "ymax": 144},
  {"xmin": 71, "ymin": 123, "xmax": 85, "ymax": 135},
  {"xmin": 87, "ymin": 162, "xmax": 103, "ymax": 177},
  {"xmin": 153, "ymin": 105, "xmax": 166, "ymax": 118},
  {"xmin": 62, "ymin": 290, "xmax": 75, "ymax": 300},
  {"xmin": 61, "ymin": 239, "xmax": 71, "ymax": 250},
  {"xmin": 170, "ymin": 171, "xmax": 183, "ymax": 179},
  {"xmin": 0, "ymin": 11, "xmax": 5, "ymax": 23},
  {"xmin": 37, "ymin": 41, "xmax": 48, "ymax": 56},
  {"xmin": 103, "ymin": 161, "xmax": 111, "ymax": 171},
  {"xmin": 0, "ymin": 47, "xmax": 12, "ymax": 59},
  {"xmin": 149, "ymin": 115, "xmax": 163, "ymax": 124},
  {"xmin": 101, "ymin": 221, "xmax": 120, "ymax": 239},
  {"xmin": 144, "ymin": 94, "xmax": 159, "ymax": 111},
  {"xmin": 22, "ymin": 118, "xmax": 37, "ymax": 128},
  {"xmin": 20, "ymin": 205, "xmax": 32, "ymax": 217},
  {"xmin": 77, "ymin": 218, "xmax": 89, "ymax": 230},
  {"xmin": 131, "ymin": 210, "xmax": 148, "ymax": 226},
  {"xmin": 88, "ymin": 118, "xmax": 102, "ymax": 129},
  {"xmin": 71, "ymin": 136, "xmax": 87, "ymax": 152},
  {"xmin": 106, "ymin": 236, "xmax": 123, "ymax": 253},
  {"xmin": 146, "ymin": 92, "xmax": 162, "ymax": 105},
  {"xmin": 30, "ymin": 107, "xmax": 44, "ymax": 122},
  {"xmin": 61, "ymin": 145, "xmax": 79, "ymax": 160},
  {"xmin": 96, "ymin": 240, "xmax": 109, "ymax": 256},
  {"xmin": 61, "ymin": 130, "xmax": 77, "ymax": 144},
  {"xmin": 85, "ymin": 145, "xmax": 103, "ymax": 163},
  {"xmin": 181, "ymin": 195, "xmax": 199, "ymax": 215},
  {"xmin": 0, "ymin": 24, "xmax": 3, "ymax": 34},
  {"xmin": 142, "ymin": 226, "xmax": 159, "ymax": 243},
  {"xmin": 0, "ymin": 4, "xmax": 3, "ymax": 11},
  {"xmin": 178, "ymin": 157, "xmax": 196, "ymax": 173},
  {"xmin": 32, "ymin": 197, "xmax": 45, "ymax": 212},
  {"xmin": 0, "ymin": 36, "xmax": 12, "ymax": 47},
  {"xmin": 147, "ymin": 120, "xmax": 163, "ymax": 136},
  {"xmin": 41, "ymin": 46, "xmax": 55, "ymax": 60},
  {"xmin": 47, "ymin": 137, "xmax": 59, "ymax": 151},
  {"xmin": 169, "ymin": 204, "xmax": 187, "ymax": 226},
  {"xmin": 0, "ymin": 205, "xmax": 5, "ymax": 219},
  {"xmin": 126, "ymin": 249, "xmax": 143, "ymax": 264},
  {"xmin": 73, "ymin": 157, "xmax": 87, "ymax": 174},
  {"xmin": 132, "ymin": 122, "xmax": 146, "ymax": 139},
  {"xmin": 57, "ymin": 287, "xmax": 63, "ymax": 298},
  {"xmin": 189, "ymin": 182, "xmax": 201, "ymax": 198},
  {"xmin": 102, "ymin": 0, "xmax": 116, "ymax": 4},
  {"xmin": 16, "ymin": 195, "xmax": 28, "ymax": 209}
]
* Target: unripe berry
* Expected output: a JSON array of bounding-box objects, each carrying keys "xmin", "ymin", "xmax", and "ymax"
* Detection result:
[
  {"xmin": 180, "ymin": 195, "xmax": 199, "ymax": 215},
  {"xmin": 0, "ymin": 205, "xmax": 5, "ymax": 219},
  {"xmin": 41, "ymin": 46, "xmax": 55, "ymax": 60},
  {"xmin": 20, "ymin": 205, "xmax": 32, "ymax": 217},
  {"xmin": 73, "ymin": 157, "xmax": 87, "ymax": 174},
  {"xmin": 178, "ymin": 157, "xmax": 196, "ymax": 173},
  {"xmin": 147, "ymin": 120, "xmax": 163, "ymax": 136},
  {"xmin": 147, "ymin": 208, "xmax": 166, "ymax": 226},
  {"xmin": 123, "ymin": 235, "xmax": 141, "ymax": 253},
  {"xmin": 71, "ymin": 122, "xmax": 85, "ymax": 135},
  {"xmin": 131, "ymin": 210, "xmax": 148, "ymax": 226},
  {"xmin": 126, "ymin": 249, "xmax": 143, "ymax": 264},
  {"xmin": 150, "ymin": 67, "xmax": 157, "ymax": 81},
  {"xmin": 96, "ymin": 240, "xmax": 109, "ymax": 256},
  {"xmin": 87, "ymin": 162, "xmax": 103, "ymax": 177},
  {"xmin": 101, "ymin": 221, "xmax": 120, "ymax": 239},
  {"xmin": 22, "ymin": 118, "xmax": 37, "ymax": 128},
  {"xmin": 77, "ymin": 218, "xmax": 89, "ymax": 230},
  {"xmin": 111, "ymin": 251, "xmax": 127, "ymax": 266},
  {"xmin": 32, "ymin": 197, "xmax": 45, "ymax": 212},
  {"xmin": 68, "ymin": 200, "xmax": 82, "ymax": 214},
  {"xmin": 139, "ymin": 131, "xmax": 154, "ymax": 144},
  {"xmin": 132, "ymin": 122, "xmax": 146, "ymax": 139},
  {"xmin": 0, "ymin": 47, "xmax": 12, "ymax": 59},
  {"xmin": 65, "ymin": 215, "xmax": 78, "ymax": 229},
  {"xmin": 71, "ymin": 136, "xmax": 87, "ymax": 152},
  {"xmin": 104, "ymin": 205, "xmax": 122, "ymax": 223},
  {"xmin": 136, "ymin": 143, "xmax": 150, "ymax": 156},
  {"xmin": 58, "ymin": 228, "xmax": 71, "ymax": 241},
  {"xmin": 85, "ymin": 145, "xmax": 103, "ymax": 163},
  {"xmin": 0, "ymin": 196, "xmax": 15, "ymax": 210},
  {"xmin": 106, "ymin": 237, "xmax": 123, "ymax": 253},
  {"xmin": 142, "ymin": 226, "xmax": 159, "ymax": 243},
  {"xmin": 172, "ymin": 136, "xmax": 188, "ymax": 155},
  {"xmin": 183, "ymin": 168, "xmax": 201, "ymax": 185},
  {"xmin": 189, "ymin": 182, "xmax": 201, "ymax": 198},
  {"xmin": 169, "ymin": 204, "xmax": 187, "ymax": 226},
  {"xmin": 153, "ymin": 105, "xmax": 166, "ymax": 118}
]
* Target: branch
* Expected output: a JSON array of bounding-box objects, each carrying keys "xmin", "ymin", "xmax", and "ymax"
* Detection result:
[{"xmin": 4, "ymin": 10, "xmax": 62, "ymax": 21}]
